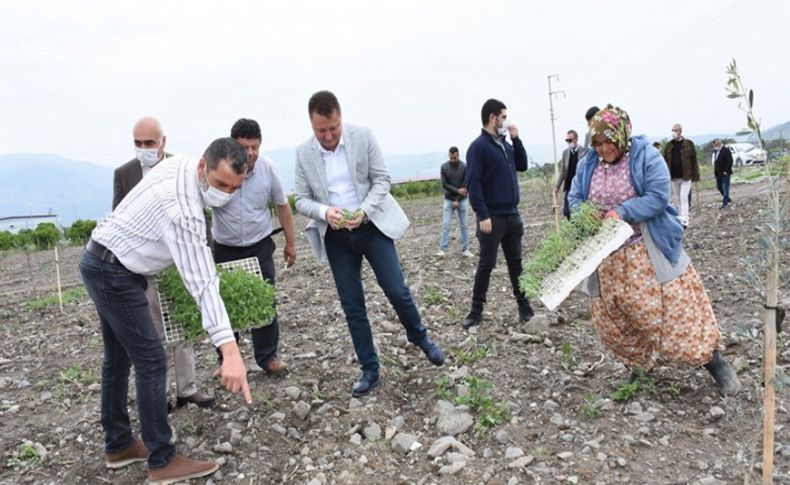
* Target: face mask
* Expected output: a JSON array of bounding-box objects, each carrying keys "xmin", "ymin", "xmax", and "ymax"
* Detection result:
[
  {"xmin": 136, "ymin": 147, "xmax": 161, "ymax": 167},
  {"xmin": 569, "ymin": 141, "xmax": 578, "ymax": 150},
  {"xmin": 497, "ymin": 121, "xmax": 511, "ymax": 136},
  {"xmin": 671, "ymin": 131, "xmax": 680, "ymax": 140},
  {"xmin": 200, "ymin": 169, "xmax": 236, "ymax": 207}
]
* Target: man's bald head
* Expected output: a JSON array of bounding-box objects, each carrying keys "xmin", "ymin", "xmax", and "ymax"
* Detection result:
[{"xmin": 133, "ymin": 117, "xmax": 166, "ymax": 164}]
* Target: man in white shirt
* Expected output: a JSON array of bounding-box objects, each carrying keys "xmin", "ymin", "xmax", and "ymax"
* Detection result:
[
  {"xmin": 294, "ymin": 91, "xmax": 444, "ymax": 398},
  {"xmin": 212, "ymin": 118, "xmax": 296, "ymax": 375},
  {"xmin": 80, "ymin": 137, "xmax": 251, "ymax": 484},
  {"xmin": 113, "ymin": 117, "xmax": 215, "ymax": 410}
]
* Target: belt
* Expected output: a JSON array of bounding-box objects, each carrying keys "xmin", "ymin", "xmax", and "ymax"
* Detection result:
[{"xmin": 86, "ymin": 239, "xmax": 120, "ymax": 265}]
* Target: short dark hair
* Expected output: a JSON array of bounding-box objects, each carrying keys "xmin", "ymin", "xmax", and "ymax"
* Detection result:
[
  {"xmin": 652, "ymin": 141, "xmax": 662, "ymax": 148},
  {"xmin": 566, "ymin": 129, "xmax": 579, "ymax": 139},
  {"xmin": 585, "ymin": 106, "xmax": 600, "ymax": 121},
  {"xmin": 308, "ymin": 90, "xmax": 341, "ymax": 117},
  {"xmin": 203, "ymin": 137, "xmax": 247, "ymax": 174},
  {"xmin": 230, "ymin": 118, "xmax": 262, "ymax": 140},
  {"xmin": 449, "ymin": 146, "xmax": 459, "ymax": 154},
  {"xmin": 481, "ymin": 99, "xmax": 507, "ymax": 126}
]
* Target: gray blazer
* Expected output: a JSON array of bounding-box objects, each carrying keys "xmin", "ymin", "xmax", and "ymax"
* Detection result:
[
  {"xmin": 294, "ymin": 124, "xmax": 409, "ymax": 263},
  {"xmin": 556, "ymin": 145, "xmax": 588, "ymax": 192}
]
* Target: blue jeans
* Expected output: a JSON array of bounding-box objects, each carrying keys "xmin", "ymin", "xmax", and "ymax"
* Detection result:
[
  {"xmin": 439, "ymin": 198, "xmax": 469, "ymax": 252},
  {"xmin": 79, "ymin": 250, "xmax": 175, "ymax": 469},
  {"xmin": 324, "ymin": 223, "xmax": 427, "ymax": 376},
  {"xmin": 716, "ymin": 175, "xmax": 731, "ymax": 205}
]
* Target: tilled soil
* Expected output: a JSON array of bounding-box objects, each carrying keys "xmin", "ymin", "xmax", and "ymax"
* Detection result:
[{"xmin": 1, "ymin": 178, "xmax": 788, "ymax": 485}]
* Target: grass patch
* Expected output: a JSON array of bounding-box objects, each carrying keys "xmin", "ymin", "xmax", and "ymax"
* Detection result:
[
  {"xmin": 23, "ymin": 286, "xmax": 86, "ymax": 311},
  {"xmin": 452, "ymin": 336, "xmax": 489, "ymax": 365},
  {"xmin": 610, "ymin": 371, "xmax": 658, "ymax": 402},
  {"xmin": 423, "ymin": 285, "xmax": 442, "ymax": 306},
  {"xmin": 6, "ymin": 442, "xmax": 42, "ymax": 468},
  {"xmin": 455, "ymin": 375, "xmax": 511, "ymax": 434},
  {"xmin": 434, "ymin": 375, "xmax": 453, "ymax": 400},
  {"xmin": 580, "ymin": 394, "xmax": 602, "ymax": 420}
]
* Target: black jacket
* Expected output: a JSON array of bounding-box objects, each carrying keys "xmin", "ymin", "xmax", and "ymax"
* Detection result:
[{"xmin": 714, "ymin": 147, "xmax": 733, "ymax": 177}]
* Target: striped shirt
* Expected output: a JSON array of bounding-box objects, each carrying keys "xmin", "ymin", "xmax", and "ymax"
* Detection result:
[{"xmin": 92, "ymin": 155, "xmax": 234, "ymax": 347}]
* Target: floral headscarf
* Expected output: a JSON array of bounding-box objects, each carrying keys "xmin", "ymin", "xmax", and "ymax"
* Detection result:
[{"xmin": 589, "ymin": 104, "xmax": 632, "ymax": 154}]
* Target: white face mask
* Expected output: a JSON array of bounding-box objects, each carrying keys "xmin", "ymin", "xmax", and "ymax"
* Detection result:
[
  {"xmin": 497, "ymin": 120, "xmax": 511, "ymax": 136},
  {"xmin": 671, "ymin": 131, "xmax": 680, "ymax": 141},
  {"xmin": 200, "ymin": 169, "xmax": 236, "ymax": 207},
  {"xmin": 136, "ymin": 147, "xmax": 161, "ymax": 167}
]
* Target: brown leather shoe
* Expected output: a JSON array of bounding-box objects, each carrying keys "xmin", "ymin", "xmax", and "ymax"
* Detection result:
[
  {"xmin": 176, "ymin": 391, "xmax": 215, "ymax": 408},
  {"xmin": 105, "ymin": 439, "xmax": 148, "ymax": 469},
  {"xmin": 148, "ymin": 454, "xmax": 218, "ymax": 485},
  {"xmin": 262, "ymin": 357, "xmax": 287, "ymax": 375}
]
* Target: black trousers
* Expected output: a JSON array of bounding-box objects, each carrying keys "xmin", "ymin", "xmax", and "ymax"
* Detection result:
[
  {"xmin": 213, "ymin": 236, "xmax": 279, "ymax": 367},
  {"xmin": 470, "ymin": 214, "xmax": 531, "ymax": 313}
]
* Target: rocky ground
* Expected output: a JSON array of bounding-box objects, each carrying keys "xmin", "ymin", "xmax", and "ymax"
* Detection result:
[{"xmin": 1, "ymin": 176, "xmax": 789, "ymax": 485}]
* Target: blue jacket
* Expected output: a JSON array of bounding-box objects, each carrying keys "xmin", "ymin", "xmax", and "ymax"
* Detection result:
[
  {"xmin": 466, "ymin": 129, "xmax": 528, "ymax": 221},
  {"xmin": 568, "ymin": 135, "xmax": 685, "ymax": 264}
]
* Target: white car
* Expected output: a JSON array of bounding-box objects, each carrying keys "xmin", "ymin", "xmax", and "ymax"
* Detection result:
[{"xmin": 727, "ymin": 143, "xmax": 767, "ymax": 166}]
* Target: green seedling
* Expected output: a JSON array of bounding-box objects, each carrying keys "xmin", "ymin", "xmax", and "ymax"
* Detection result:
[
  {"xmin": 452, "ymin": 336, "xmax": 489, "ymax": 365},
  {"xmin": 423, "ymin": 285, "xmax": 442, "ymax": 306},
  {"xmin": 434, "ymin": 375, "xmax": 453, "ymax": 400},
  {"xmin": 560, "ymin": 341, "xmax": 573, "ymax": 370},
  {"xmin": 580, "ymin": 394, "xmax": 602, "ymax": 420},
  {"xmin": 336, "ymin": 209, "xmax": 364, "ymax": 229}
]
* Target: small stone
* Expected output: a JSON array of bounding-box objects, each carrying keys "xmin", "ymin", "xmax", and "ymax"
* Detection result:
[
  {"xmin": 391, "ymin": 433, "xmax": 417, "ymax": 455},
  {"xmin": 40, "ymin": 391, "xmax": 52, "ymax": 401},
  {"xmin": 284, "ymin": 386, "xmax": 301, "ymax": 400},
  {"xmin": 508, "ymin": 455, "xmax": 534, "ymax": 468},
  {"xmin": 709, "ymin": 406, "xmax": 726, "ymax": 419},
  {"xmin": 446, "ymin": 452, "xmax": 468, "ymax": 463},
  {"xmin": 567, "ymin": 477, "xmax": 579, "ymax": 484},
  {"xmin": 616, "ymin": 457, "xmax": 627, "ymax": 467},
  {"xmin": 364, "ymin": 422, "xmax": 382, "ymax": 441},
  {"xmin": 230, "ymin": 429, "xmax": 243, "ymax": 446},
  {"xmin": 349, "ymin": 433, "xmax": 362, "ymax": 445},
  {"xmin": 438, "ymin": 461, "xmax": 466, "ymax": 475},
  {"xmin": 658, "ymin": 436, "xmax": 670, "ymax": 446},
  {"xmin": 270, "ymin": 412, "xmax": 286, "ymax": 421},
  {"xmin": 427, "ymin": 436, "xmax": 455, "ymax": 458},
  {"xmin": 271, "ymin": 424, "xmax": 287, "ymax": 435},
  {"xmin": 557, "ymin": 451, "xmax": 573, "ymax": 460},
  {"xmin": 495, "ymin": 430, "xmax": 509, "ymax": 444},
  {"xmin": 550, "ymin": 413, "xmax": 564, "ymax": 426},
  {"xmin": 349, "ymin": 398, "xmax": 363, "ymax": 409},
  {"xmin": 213, "ymin": 442, "xmax": 233, "ymax": 454},
  {"xmin": 543, "ymin": 399, "xmax": 559, "ymax": 409},
  {"xmin": 293, "ymin": 401, "xmax": 311, "ymax": 420},
  {"xmin": 634, "ymin": 412, "xmax": 655, "ymax": 423},
  {"xmin": 505, "ymin": 447, "xmax": 524, "ymax": 459},
  {"xmin": 437, "ymin": 409, "xmax": 474, "ymax": 435}
]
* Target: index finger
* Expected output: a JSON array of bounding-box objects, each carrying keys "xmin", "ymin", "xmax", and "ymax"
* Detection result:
[{"xmin": 241, "ymin": 378, "xmax": 252, "ymax": 404}]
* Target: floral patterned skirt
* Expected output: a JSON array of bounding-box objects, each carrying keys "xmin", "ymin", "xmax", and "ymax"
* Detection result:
[{"xmin": 590, "ymin": 240, "xmax": 721, "ymax": 370}]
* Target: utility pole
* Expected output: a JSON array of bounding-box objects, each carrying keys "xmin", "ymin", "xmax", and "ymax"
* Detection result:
[
  {"xmin": 548, "ymin": 75, "xmax": 565, "ymax": 232},
  {"xmin": 547, "ymin": 74, "xmax": 565, "ymax": 179}
]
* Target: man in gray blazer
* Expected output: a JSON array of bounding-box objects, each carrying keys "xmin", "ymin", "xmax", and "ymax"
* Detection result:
[
  {"xmin": 294, "ymin": 91, "xmax": 444, "ymax": 397},
  {"xmin": 113, "ymin": 117, "xmax": 214, "ymax": 409}
]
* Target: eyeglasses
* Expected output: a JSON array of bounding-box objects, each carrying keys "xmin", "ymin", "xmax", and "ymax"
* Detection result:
[{"xmin": 565, "ymin": 139, "xmax": 575, "ymax": 143}]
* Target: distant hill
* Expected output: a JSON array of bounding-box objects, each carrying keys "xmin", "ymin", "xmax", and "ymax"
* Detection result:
[
  {"xmin": 2, "ymin": 121, "xmax": 786, "ymax": 224},
  {"xmin": 0, "ymin": 153, "xmax": 113, "ymax": 226}
]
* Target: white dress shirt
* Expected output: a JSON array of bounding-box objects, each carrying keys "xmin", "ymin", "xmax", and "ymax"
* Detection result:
[
  {"xmin": 318, "ymin": 136, "xmax": 361, "ymax": 220},
  {"xmin": 92, "ymin": 155, "xmax": 234, "ymax": 347}
]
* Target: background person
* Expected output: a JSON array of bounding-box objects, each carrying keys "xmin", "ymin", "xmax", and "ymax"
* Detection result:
[
  {"xmin": 712, "ymin": 138, "xmax": 733, "ymax": 208},
  {"xmin": 437, "ymin": 146, "xmax": 472, "ymax": 257},
  {"xmin": 662, "ymin": 123, "xmax": 699, "ymax": 227},
  {"xmin": 554, "ymin": 129, "xmax": 583, "ymax": 219}
]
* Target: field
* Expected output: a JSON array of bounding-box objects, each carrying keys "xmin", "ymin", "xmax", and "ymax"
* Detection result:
[{"xmin": 1, "ymin": 175, "xmax": 788, "ymax": 484}]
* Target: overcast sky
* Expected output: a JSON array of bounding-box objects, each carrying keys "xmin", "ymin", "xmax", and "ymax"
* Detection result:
[{"xmin": 2, "ymin": 0, "xmax": 787, "ymax": 166}]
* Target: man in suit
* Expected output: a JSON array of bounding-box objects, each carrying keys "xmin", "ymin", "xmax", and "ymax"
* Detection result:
[
  {"xmin": 712, "ymin": 138, "xmax": 733, "ymax": 208},
  {"xmin": 113, "ymin": 117, "xmax": 215, "ymax": 409},
  {"xmin": 554, "ymin": 129, "xmax": 584, "ymax": 219},
  {"xmin": 294, "ymin": 90, "xmax": 444, "ymax": 398}
]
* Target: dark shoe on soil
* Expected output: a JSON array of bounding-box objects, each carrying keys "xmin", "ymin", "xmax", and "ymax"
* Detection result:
[
  {"xmin": 261, "ymin": 357, "xmax": 288, "ymax": 375},
  {"xmin": 416, "ymin": 337, "xmax": 445, "ymax": 366},
  {"xmin": 351, "ymin": 373, "xmax": 380, "ymax": 398},
  {"xmin": 704, "ymin": 350, "xmax": 741, "ymax": 396},
  {"xmin": 105, "ymin": 439, "xmax": 148, "ymax": 469},
  {"xmin": 462, "ymin": 311, "xmax": 482, "ymax": 329},
  {"xmin": 176, "ymin": 391, "xmax": 215, "ymax": 408},
  {"xmin": 519, "ymin": 305, "xmax": 535, "ymax": 323},
  {"xmin": 148, "ymin": 454, "xmax": 218, "ymax": 485}
]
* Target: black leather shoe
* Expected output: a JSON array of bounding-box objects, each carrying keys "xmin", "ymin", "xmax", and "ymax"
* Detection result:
[
  {"xmin": 519, "ymin": 305, "xmax": 535, "ymax": 323},
  {"xmin": 704, "ymin": 350, "xmax": 741, "ymax": 396},
  {"xmin": 351, "ymin": 373, "xmax": 380, "ymax": 398},
  {"xmin": 462, "ymin": 311, "xmax": 482, "ymax": 329},
  {"xmin": 176, "ymin": 391, "xmax": 216, "ymax": 408},
  {"xmin": 417, "ymin": 337, "xmax": 445, "ymax": 366}
]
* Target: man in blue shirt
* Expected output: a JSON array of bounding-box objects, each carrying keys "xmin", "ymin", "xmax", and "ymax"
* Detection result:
[
  {"xmin": 463, "ymin": 99, "xmax": 534, "ymax": 329},
  {"xmin": 212, "ymin": 118, "xmax": 296, "ymax": 375}
]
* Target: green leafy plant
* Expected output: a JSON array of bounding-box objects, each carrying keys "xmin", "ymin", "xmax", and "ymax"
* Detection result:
[
  {"xmin": 454, "ymin": 375, "xmax": 511, "ymax": 434},
  {"xmin": 31, "ymin": 222, "xmax": 61, "ymax": 250},
  {"xmin": 560, "ymin": 341, "xmax": 573, "ymax": 370},
  {"xmin": 0, "ymin": 230, "xmax": 14, "ymax": 251},
  {"xmin": 24, "ymin": 286, "xmax": 86, "ymax": 311},
  {"xmin": 611, "ymin": 381, "xmax": 640, "ymax": 402},
  {"xmin": 6, "ymin": 443, "xmax": 41, "ymax": 468},
  {"xmin": 390, "ymin": 179, "xmax": 443, "ymax": 200},
  {"xmin": 452, "ymin": 336, "xmax": 489, "ymax": 365},
  {"xmin": 580, "ymin": 394, "xmax": 602, "ymax": 420},
  {"xmin": 434, "ymin": 375, "xmax": 453, "ymax": 400},
  {"xmin": 423, "ymin": 285, "xmax": 442, "ymax": 306},
  {"xmin": 335, "ymin": 209, "xmax": 364, "ymax": 229},
  {"xmin": 66, "ymin": 219, "xmax": 97, "ymax": 245},
  {"xmin": 157, "ymin": 266, "xmax": 275, "ymax": 339},
  {"xmin": 519, "ymin": 202, "xmax": 604, "ymax": 298}
]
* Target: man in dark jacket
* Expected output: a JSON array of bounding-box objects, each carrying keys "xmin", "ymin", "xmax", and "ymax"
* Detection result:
[
  {"xmin": 712, "ymin": 138, "xmax": 733, "ymax": 208},
  {"xmin": 663, "ymin": 123, "xmax": 699, "ymax": 227},
  {"xmin": 462, "ymin": 99, "xmax": 534, "ymax": 329},
  {"xmin": 554, "ymin": 129, "xmax": 584, "ymax": 219},
  {"xmin": 437, "ymin": 146, "xmax": 472, "ymax": 257}
]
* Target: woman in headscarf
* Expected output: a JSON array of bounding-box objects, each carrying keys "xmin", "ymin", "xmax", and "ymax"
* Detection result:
[{"xmin": 567, "ymin": 105, "xmax": 739, "ymax": 395}]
